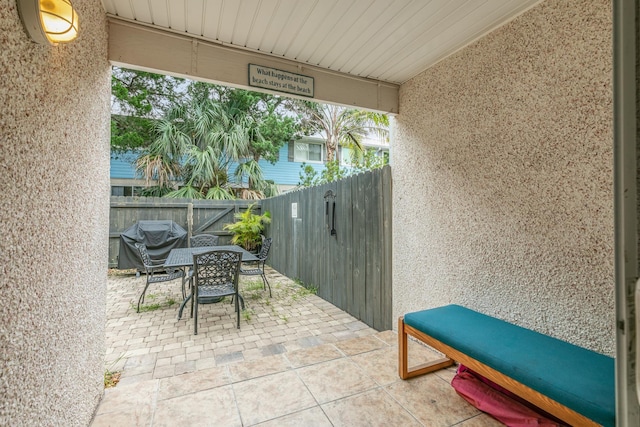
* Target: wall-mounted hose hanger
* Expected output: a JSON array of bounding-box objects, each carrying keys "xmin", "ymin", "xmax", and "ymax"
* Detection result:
[{"xmin": 324, "ymin": 190, "xmax": 337, "ymax": 236}]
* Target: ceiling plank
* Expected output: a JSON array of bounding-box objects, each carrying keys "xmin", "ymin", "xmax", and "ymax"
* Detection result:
[
  {"xmin": 201, "ymin": 0, "xmax": 223, "ymax": 40},
  {"xmin": 218, "ymin": 0, "xmax": 242, "ymax": 41},
  {"xmin": 147, "ymin": 0, "xmax": 170, "ymax": 28},
  {"xmin": 111, "ymin": 0, "xmax": 135, "ymax": 19},
  {"xmin": 130, "ymin": 0, "xmax": 153, "ymax": 24},
  {"xmin": 185, "ymin": 0, "xmax": 206, "ymax": 35},
  {"xmin": 167, "ymin": 0, "xmax": 187, "ymax": 32},
  {"xmin": 284, "ymin": 0, "xmax": 340, "ymax": 61},
  {"xmin": 245, "ymin": 0, "xmax": 281, "ymax": 49}
]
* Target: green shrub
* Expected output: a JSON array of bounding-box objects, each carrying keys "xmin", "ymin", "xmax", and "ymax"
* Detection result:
[{"xmin": 224, "ymin": 203, "xmax": 271, "ymax": 251}]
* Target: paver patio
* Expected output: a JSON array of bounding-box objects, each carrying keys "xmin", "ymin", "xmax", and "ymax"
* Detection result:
[{"xmin": 91, "ymin": 267, "xmax": 501, "ymax": 426}]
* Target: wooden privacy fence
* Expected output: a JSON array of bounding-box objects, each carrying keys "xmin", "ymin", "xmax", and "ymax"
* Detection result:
[
  {"xmin": 109, "ymin": 197, "xmax": 260, "ymax": 268},
  {"xmin": 262, "ymin": 166, "xmax": 392, "ymax": 331}
]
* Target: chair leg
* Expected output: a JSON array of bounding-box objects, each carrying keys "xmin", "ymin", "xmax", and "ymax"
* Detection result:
[
  {"xmin": 137, "ymin": 281, "xmax": 151, "ymax": 313},
  {"xmin": 177, "ymin": 294, "xmax": 191, "ymax": 320},
  {"xmin": 190, "ymin": 288, "xmax": 195, "ymax": 318},
  {"xmin": 194, "ymin": 297, "xmax": 198, "ymax": 335},
  {"xmin": 181, "ymin": 274, "xmax": 187, "ymax": 300},
  {"xmin": 235, "ymin": 293, "xmax": 240, "ymax": 329},
  {"xmin": 262, "ymin": 272, "xmax": 271, "ymax": 297}
]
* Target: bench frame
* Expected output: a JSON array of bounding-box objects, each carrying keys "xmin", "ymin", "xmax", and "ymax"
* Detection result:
[{"xmin": 398, "ymin": 317, "xmax": 600, "ymax": 427}]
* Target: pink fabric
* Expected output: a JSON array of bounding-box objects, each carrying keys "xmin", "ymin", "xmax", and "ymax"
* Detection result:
[{"xmin": 451, "ymin": 366, "xmax": 564, "ymax": 426}]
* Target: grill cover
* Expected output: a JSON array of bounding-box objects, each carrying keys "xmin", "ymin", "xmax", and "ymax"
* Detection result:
[{"xmin": 118, "ymin": 220, "xmax": 188, "ymax": 270}]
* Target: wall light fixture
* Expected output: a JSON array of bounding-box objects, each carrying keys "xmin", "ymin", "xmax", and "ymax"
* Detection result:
[{"xmin": 17, "ymin": 0, "xmax": 79, "ymax": 45}]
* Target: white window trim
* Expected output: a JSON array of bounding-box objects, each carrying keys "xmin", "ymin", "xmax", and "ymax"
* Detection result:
[{"xmin": 294, "ymin": 141, "xmax": 324, "ymax": 163}]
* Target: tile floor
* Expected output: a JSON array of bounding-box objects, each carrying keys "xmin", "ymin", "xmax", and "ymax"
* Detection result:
[{"xmin": 91, "ymin": 268, "xmax": 502, "ymax": 426}]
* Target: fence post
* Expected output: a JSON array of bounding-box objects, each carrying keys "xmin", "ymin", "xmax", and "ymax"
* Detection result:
[{"xmin": 187, "ymin": 202, "xmax": 193, "ymax": 244}]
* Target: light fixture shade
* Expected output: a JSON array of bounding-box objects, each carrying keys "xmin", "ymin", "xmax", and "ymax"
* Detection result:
[{"xmin": 17, "ymin": 0, "xmax": 79, "ymax": 45}]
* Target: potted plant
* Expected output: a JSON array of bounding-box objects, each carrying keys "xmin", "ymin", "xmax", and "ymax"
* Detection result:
[{"xmin": 224, "ymin": 203, "xmax": 271, "ymax": 252}]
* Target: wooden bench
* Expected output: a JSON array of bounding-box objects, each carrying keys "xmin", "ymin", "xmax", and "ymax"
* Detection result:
[{"xmin": 398, "ymin": 305, "xmax": 615, "ymax": 427}]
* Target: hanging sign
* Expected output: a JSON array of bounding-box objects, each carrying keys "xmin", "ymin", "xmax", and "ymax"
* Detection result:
[{"xmin": 248, "ymin": 64, "xmax": 314, "ymax": 97}]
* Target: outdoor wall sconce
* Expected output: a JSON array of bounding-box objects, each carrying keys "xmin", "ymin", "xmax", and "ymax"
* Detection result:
[{"xmin": 17, "ymin": 0, "xmax": 79, "ymax": 45}]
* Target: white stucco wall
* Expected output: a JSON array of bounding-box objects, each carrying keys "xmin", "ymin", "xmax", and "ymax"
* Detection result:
[
  {"xmin": 393, "ymin": 0, "xmax": 614, "ymax": 355},
  {"xmin": 0, "ymin": 0, "xmax": 110, "ymax": 424}
]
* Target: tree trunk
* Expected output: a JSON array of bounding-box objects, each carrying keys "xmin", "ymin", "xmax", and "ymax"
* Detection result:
[{"xmin": 326, "ymin": 135, "xmax": 337, "ymax": 162}]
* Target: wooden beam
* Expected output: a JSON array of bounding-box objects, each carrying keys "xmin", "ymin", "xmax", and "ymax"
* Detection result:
[
  {"xmin": 107, "ymin": 18, "xmax": 399, "ymax": 114},
  {"xmin": 398, "ymin": 318, "xmax": 601, "ymax": 427}
]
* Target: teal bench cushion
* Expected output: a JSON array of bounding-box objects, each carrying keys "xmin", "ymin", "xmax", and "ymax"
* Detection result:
[{"xmin": 404, "ymin": 305, "xmax": 615, "ymax": 427}]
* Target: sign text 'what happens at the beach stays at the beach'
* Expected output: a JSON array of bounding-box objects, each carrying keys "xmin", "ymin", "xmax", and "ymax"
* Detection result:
[{"xmin": 248, "ymin": 64, "xmax": 314, "ymax": 98}]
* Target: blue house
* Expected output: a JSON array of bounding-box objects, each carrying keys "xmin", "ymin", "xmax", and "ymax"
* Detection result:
[{"xmin": 110, "ymin": 136, "xmax": 389, "ymax": 196}]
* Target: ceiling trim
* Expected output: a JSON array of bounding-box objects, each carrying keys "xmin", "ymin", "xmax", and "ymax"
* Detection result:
[{"xmin": 107, "ymin": 17, "xmax": 399, "ymax": 113}]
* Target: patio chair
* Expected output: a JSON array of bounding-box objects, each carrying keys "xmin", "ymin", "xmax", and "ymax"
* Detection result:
[
  {"xmin": 187, "ymin": 234, "xmax": 220, "ymax": 298},
  {"xmin": 191, "ymin": 250, "xmax": 243, "ymax": 334},
  {"xmin": 240, "ymin": 236, "xmax": 272, "ymax": 297},
  {"xmin": 190, "ymin": 234, "xmax": 219, "ymax": 247},
  {"xmin": 134, "ymin": 243, "xmax": 184, "ymax": 313}
]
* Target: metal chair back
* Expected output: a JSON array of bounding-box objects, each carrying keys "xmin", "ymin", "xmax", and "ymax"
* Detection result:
[
  {"xmin": 134, "ymin": 243, "xmax": 184, "ymax": 313},
  {"xmin": 192, "ymin": 250, "xmax": 242, "ymax": 334},
  {"xmin": 257, "ymin": 237, "xmax": 272, "ymax": 261},
  {"xmin": 135, "ymin": 242, "xmax": 154, "ymax": 267},
  {"xmin": 190, "ymin": 234, "xmax": 219, "ymax": 247},
  {"xmin": 239, "ymin": 236, "xmax": 273, "ymax": 297}
]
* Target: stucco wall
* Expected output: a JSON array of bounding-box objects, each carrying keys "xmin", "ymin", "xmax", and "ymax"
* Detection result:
[
  {"xmin": 393, "ymin": 0, "xmax": 614, "ymax": 355},
  {"xmin": 0, "ymin": 1, "xmax": 110, "ymax": 425}
]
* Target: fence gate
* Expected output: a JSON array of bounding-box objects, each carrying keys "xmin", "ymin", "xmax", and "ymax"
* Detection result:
[{"xmin": 109, "ymin": 197, "xmax": 259, "ymax": 268}]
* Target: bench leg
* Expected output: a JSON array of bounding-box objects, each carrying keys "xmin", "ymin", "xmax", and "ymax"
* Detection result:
[{"xmin": 398, "ymin": 317, "xmax": 454, "ymax": 379}]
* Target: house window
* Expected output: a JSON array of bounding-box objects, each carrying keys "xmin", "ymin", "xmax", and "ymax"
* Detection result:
[
  {"xmin": 340, "ymin": 146, "xmax": 355, "ymax": 166},
  {"xmin": 111, "ymin": 186, "xmax": 126, "ymax": 196},
  {"xmin": 111, "ymin": 186, "xmax": 143, "ymax": 197},
  {"xmin": 294, "ymin": 142, "xmax": 323, "ymax": 163}
]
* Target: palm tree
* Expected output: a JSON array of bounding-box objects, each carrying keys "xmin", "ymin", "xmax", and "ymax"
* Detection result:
[
  {"xmin": 136, "ymin": 97, "xmax": 266, "ymax": 199},
  {"xmin": 290, "ymin": 101, "xmax": 389, "ymax": 162}
]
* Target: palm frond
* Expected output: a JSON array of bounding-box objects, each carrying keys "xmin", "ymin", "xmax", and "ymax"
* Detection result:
[
  {"xmin": 205, "ymin": 186, "xmax": 235, "ymax": 200},
  {"xmin": 165, "ymin": 185, "xmax": 203, "ymax": 199}
]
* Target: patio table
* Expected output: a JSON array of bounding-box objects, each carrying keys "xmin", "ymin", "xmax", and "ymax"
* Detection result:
[{"xmin": 164, "ymin": 245, "xmax": 258, "ymax": 320}]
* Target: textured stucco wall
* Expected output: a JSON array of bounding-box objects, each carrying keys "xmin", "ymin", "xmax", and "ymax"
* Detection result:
[
  {"xmin": 393, "ymin": 0, "xmax": 614, "ymax": 355},
  {"xmin": 0, "ymin": 1, "xmax": 110, "ymax": 425}
]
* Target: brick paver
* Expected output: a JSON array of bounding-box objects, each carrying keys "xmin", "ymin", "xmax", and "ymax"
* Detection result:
[{"xmin": 104, "ymin": 267, "xmax": 378, "ymax": 379}]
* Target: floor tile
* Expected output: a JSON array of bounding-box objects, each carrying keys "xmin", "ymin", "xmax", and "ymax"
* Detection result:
[
  {"xmin": 153, "ymin": 385, "xmax": 241, "ymax": 427},
  {"xmin": 322, "ymin": 388, "xmax": 421, "ymax": 427},
  {"xmin": 334, "ymin": 335, "xmax": 386, "ymax": 356},
  {"xmin": 350, "ymin": 347, "xmax": 400, "ymax": 386},
  {"xmin": 123, "ymin": 353, "xmax": 158, "ymax": 375},
  {"xmin": 435, "ymin": 365, "xmax": 459, "ymax": 383},
  {"xmin": 157, "ymin": 366, "xmax": 230, "ymax": 401},
  {"xmin": 228, "ymin": 353, "xmax": 292, "ymax": 382},
  {"xmin": 296, "ymin": 335, "xmax": 324, "ymax": 348},
  {"xmin": 457, "ymin": 413, "xmax": 506, "ymax": 426},
  {"xmin": 375, "ymin": 330, "xmax": 398, "ymax": 346},
  {"xmin": 116, "ymin": 372, "xmax": 154, "ymax": 387},
  {"xmin": 260, "ymin": 343, "xmax": 287, "ymax": 356},
  {"xmin": 233, "ymin": 370, "xmax": 316, "ymax": 425},
  {"xmin": 297, "ymin": 358, "xmax": 377, "ymax": 404},
  {"xmin": 253, "ymin": 407, "xmax": 332, "ymax": 427},
  {"xmin": 385, "ymin": 373, "xmax": 480, "ymax": 427},
  {"xmin": 215, "ymin": 351, "xmax": 244, "ymax": 365},
  {"xmin": 95, "ymin": 379, "xmax": 158, "ymax": 416},
  {"xmin": 285, "ymin": 344, "xmax": 343, "ymax": 368},
  {"xmin": 90, "ymin": 408, "xmax": 152, "ymax": 427},
  {"xmin": 406, "ymin": 339, "xmax": 448, "ymax": 367}
]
